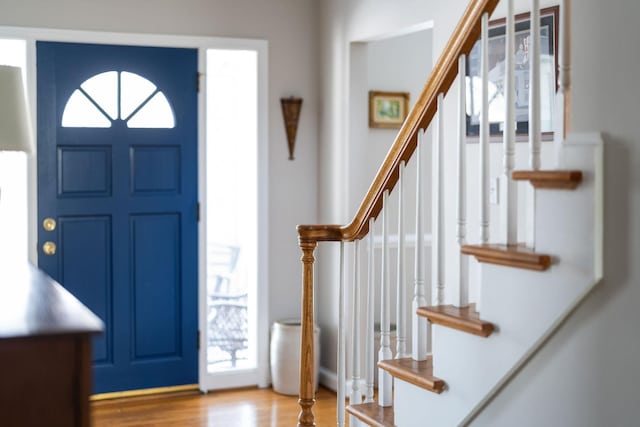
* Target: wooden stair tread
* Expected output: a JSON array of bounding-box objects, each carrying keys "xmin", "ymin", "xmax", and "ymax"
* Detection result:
[
  {"xmin": 417, "ymin": 303, "xmax": 494, "ymax": 337},
  {"xmin": 347, "ymin": 402, "xmax": 395, "ymax": 427},
  {"xmin": 461, "ymin": 244, "xmax": 551, "ymax": 271},
  {"xmin": 378, "ymin": 357, "xmax": 445, "ymax": 394},
  {"xmin": 512, "ymin": 169, "xmax": 583, "ymax": 189}
]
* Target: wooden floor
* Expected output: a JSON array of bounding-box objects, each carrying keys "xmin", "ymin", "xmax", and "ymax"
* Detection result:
[{"xmin": 92, "ymin": 387, "xmax": 344, "ymax": 427}]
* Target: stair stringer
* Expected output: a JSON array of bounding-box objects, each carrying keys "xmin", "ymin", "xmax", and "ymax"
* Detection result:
[{"xmin": 393, "ymin": 133, "xmax": 603, "ymax": 427}]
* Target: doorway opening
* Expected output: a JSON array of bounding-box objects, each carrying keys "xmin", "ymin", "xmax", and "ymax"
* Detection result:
[{"xmin": 1, "ymin": 28, "xmax": 269, "ymax": 394}]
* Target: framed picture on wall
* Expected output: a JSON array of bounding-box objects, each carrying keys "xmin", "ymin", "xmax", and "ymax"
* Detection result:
[
  {"xmin": 369, "ymin": 91, "xmax": 410, "ymax": 129},
  {"xmin": 465, "ymin": 6, "xmax": 559, "ymax": 140}
]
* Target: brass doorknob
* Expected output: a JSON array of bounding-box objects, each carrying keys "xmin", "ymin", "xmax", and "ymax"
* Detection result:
[
  {"xmin": 43, "ymin": 217, "xmax": 57, "ymax": 232},
  {"xmin": 42, "ymin": 241, "xmax": 56, "ymax": 256}
]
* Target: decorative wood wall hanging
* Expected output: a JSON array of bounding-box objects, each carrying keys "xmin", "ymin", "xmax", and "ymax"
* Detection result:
[{"xmin": 280, "ymin": 97, "xmax": 302, "ymax": 160}]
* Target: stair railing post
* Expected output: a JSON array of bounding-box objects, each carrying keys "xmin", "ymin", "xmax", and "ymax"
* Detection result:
[
  {"xmin": 337, "ymin": 242, "xmax": 346, "ymax": 427},
  {"xmin": 457, "ymin": 55, "xmax": 470, "ymax": 308},
  {"xmin": 527, "ymin": 0, "xmax": 541, "ymax": 249},
  {"xmin": 364, "ymin": 219, "xmax": 375, "ymax": 403},
  {"xmin": 500, "ymin": 0, "xmax": 518, "ymax": 247},
  {"xmin": 298, "ymin": 239, "xmax": 318, "ymax": 427},
  {"xmin": 412, "ymin": 130, "xmax": 428, "ymax": 361},
  {"xmin": 480, "ymin": 12, "xmax": 490, "ymax": 246},
  {"xmin": 350, "ymin": 240, "xmax": 362, "ymax": 423},
  {"xmin": 478, "ymin": 12, "xmax": 490, "ymax": 313},
  {"xmin": 529, "ymin": 0, "xmax": 541, "ymax": 172},
  {"xmin": 396, "ymin": 161, "xmax": 408, "ymax": 359},
  {"xmin": 433, "ymin": 93, "xmax": 445, "ymax": 307},
  {"xmin": 558, "ymin": 0, "xmax": 571, "ymax": 140},
  {"xmin": 378, "ymin": 190, "xmax": 393, "ymax": 407},
  {"xmin": 555, "ymin": 0, "xmax": 571, "ymax": 167}
]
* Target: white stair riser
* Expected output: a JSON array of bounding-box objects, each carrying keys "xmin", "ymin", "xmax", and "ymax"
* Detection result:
[{"xmin": 393, "ymin": 135, "xmax": 603, "ymax": 426}]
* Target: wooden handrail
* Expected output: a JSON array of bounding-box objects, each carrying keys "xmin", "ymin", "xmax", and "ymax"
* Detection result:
[
  {"xmin": 297, "ymin": 0, "xmax": 500, "ymax": 425},
  {"xmin": 299, "ymin": 0, "xmax": 500, "ymax": 245}
]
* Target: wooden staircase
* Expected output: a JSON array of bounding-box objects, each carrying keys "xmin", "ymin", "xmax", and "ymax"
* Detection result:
[
  {"xmin": 460, "ymin": 244, "xmax": 552, "ymax": 271},
  {"xmin": 295, "ymin": 0, "xmax": 603, "ymax": 425},
  {"xmin": 347, "ymin": 169, "xmax": 596, "ymax": 426},
  {"xmin": 346, "ymin": 403, "xmax": 395, "ymax": 427},
  {"xmin": 417, "ymin": 304, "xmax": 493, "ymax": 338},
  {"xmin": 349, "ymin": 357, "xmax": 444, "ymax": 426}
]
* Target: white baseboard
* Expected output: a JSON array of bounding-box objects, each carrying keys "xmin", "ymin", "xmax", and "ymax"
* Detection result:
[
  {"xmin": 319, "ymin": 366, "xmax": 338, "ymax": 392},
  {"xmin": 319, "ymin": 366, "xmax": 370, "ymax": 398}
]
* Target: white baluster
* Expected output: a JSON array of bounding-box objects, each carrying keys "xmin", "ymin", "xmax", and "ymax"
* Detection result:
[
  {"xmin": 559, "ymin": 0, "xmax": 571, "ymax": 100},
  {"xmin": 337, "ymin": 242, "xmax": 346, "ymax": 427},
  {"xmin": 378, "ymin": 190, "xmax": 393, "ymax": 407},
  {"xmin": 527, "ymin": 0, "xmax": 541, "ymax": 249},
  {"xmin": 480, "ymin": 12, "xmax": 490, "ymax": 246},
  {"xmin": 364, "ymin": 219, "xmax": 375, "ymax": 403},
  {"xmin": 500, "ymin": 0, "xmax": 518, "ymax": 246},
  {"xmin": 412, "ymin": 130, "xmax": 428, "ymax": 361},
  {"xmin": 479, "ymin": 12, "xmax": 490, "ymax": 313},
  {"xmin": 457, "ymin": 55, "xmax": 469, "ymax": 307},
  {"xmin": 350, "ymin": 240, "xmax": 362, "ymax": 420},
  {"xmin": 529, "ymin": 0, "xmax": 541, "ymax": 171},
  {"xmin": 396, "ymin": 161, "xmax": 408, "ymax": 359},
  {"xmin": 555, "ymin": 0, "xmax": 571, "ymax": 165},
  {"xmin": 433, "ymin": 94, "xmax": 445, "ymax": 306}
]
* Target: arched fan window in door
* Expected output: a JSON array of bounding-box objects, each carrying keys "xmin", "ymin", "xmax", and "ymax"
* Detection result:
[{"xmin": 61, "ymin": 71, "xmax": 175, "ymax": 129}]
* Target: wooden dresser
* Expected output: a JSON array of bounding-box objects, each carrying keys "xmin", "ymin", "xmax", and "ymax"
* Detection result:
[{"xmin": 0, "ymin": 263, "xmax": 103, "ymax": 427}]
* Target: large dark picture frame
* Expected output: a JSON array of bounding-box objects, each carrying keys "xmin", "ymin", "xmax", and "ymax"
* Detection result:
[{"xmin": 465, "ymin": 6, "xmax": 559, "ymax": 140}]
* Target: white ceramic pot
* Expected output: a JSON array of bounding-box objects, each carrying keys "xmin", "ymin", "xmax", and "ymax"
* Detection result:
[{"xmin": 270, "ymin": 319, "xmax": 320, "ymax": 395}]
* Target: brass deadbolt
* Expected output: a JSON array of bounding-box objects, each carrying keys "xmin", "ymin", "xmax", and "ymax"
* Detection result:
[
  {"xmin": 43, "ymin": 217, "xmax": 57, "ymax": 232},
  {"xmin": 42, "ymin": 241, "xmax": 56, "ymax": 256}
]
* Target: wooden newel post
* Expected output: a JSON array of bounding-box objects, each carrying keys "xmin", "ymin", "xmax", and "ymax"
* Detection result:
[{"xmin": 298, "ymin": 239, "xmax": 317, "ymax": 427}]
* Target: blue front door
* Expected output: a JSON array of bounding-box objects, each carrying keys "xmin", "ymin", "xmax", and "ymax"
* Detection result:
[{"xmin": 36, "ymin": 41, "xmax": 198, "ymax": 393}]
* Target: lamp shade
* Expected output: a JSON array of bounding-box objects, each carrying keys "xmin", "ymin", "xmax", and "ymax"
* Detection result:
[{"xmin": 0, "ymin": 65, "xmax": 33, "ymax": 153}]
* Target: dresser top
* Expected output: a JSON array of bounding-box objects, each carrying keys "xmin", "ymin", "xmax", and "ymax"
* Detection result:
[{"xmin": 0, "ymin": 263, "xmax": 103, "ymax": 339}]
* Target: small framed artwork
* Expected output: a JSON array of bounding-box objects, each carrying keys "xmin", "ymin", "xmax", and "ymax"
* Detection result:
[
  {"xmin": 369, "ymin": 91, "xmax": 410, "ymax": 129},
  {"xmin": 465, "ymin": 6, "xmax": 559, "ymax": 141}
]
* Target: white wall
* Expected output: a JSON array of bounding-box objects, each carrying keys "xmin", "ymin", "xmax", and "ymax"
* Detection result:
[
  {"xmin": 319, "ymin": 0, "xmax": 640, "ymax": 424},
  {"xmin": 472, "ymin": 0, "xmax": 640, "ymax": 424},
  {"xmin": 0, "ymin": 0, "xmax": 320, "ymax": 325},
  {"xmin": 361, "ymin": 30, "xmax": 432, "ymax": 210}
]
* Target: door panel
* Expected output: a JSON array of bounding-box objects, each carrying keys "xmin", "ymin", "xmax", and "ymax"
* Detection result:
[
  {"xmin": 37, "ymin": 41, "xmax": 198, "ymax": 393},
  {"xmin": 131, "ymin": 213, "xmax": 181, "ymax": 360},
  {"xmin": 131, "ymin": 145, "xmax": 181, "ymax": 193},
  {"xmin": 58, "ymin": 146, "xmax": 112, "ymax": 196},
  {"xmin": 59, "ymin": 215, "xmax": 113, "ymax": 365}
]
